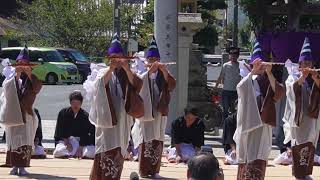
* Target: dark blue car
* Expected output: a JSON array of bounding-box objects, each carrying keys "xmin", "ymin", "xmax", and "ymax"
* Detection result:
[{"xmin": 57, "ymin": 48, "xmax": 91, "ymax": 83}]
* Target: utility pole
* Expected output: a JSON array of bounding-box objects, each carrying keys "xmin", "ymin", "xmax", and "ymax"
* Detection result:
[
  {"xmin": 114, "ymin": 0, "xmax": 121, "ymax": 35},
  {"xmin": 233, "ymin": 0, "xmax": 238, "ymax": 47}
]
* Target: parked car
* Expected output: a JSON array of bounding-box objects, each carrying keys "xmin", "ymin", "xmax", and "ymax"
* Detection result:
[
  {"xmin": 56, "ymin": 48, "xmax": 90, "ymax": 83},
  {"xmin": 0, "ymin": 47, "xmax": 79, "ymax": 85}
]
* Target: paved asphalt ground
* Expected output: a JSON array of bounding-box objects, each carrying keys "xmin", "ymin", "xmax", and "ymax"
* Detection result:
[{"xmin": 6, "ymin": 84, "xmax": 91, "ymax": 121}]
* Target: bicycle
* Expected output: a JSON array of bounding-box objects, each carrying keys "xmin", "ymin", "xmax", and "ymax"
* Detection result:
[{"xmin": 201, "ymin": 87, "xmax": 224, "ymax": 133}]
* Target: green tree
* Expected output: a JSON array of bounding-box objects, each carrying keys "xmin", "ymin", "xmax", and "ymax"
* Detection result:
[
  {"xmin": 239, "ymin": 23, "xmax": 251, "ymax": 49},
  {"xmin": 193, "ymin": 25, "xmax": 218, "ymax": 54},
  {"xmin": 240, "ymin": 0, "xmax": 320, "ymax": 32},
  {"xmin": 134, "ymin": 0, "xmax": 154, "ymax": 49},
  {"xmin": 133, "ymin": 0, "xmax": 227, "ymax": 52},
  {"xmin": 193, "ymin": 0, "xmax": 227, "ymax": 53},
  {"xmin": 9, "ymin": 0, "xmax": 141, "ymax": 56}
]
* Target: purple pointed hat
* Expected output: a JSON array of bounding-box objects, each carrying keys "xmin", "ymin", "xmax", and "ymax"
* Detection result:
[
  {"xmin": 250, "ymin": 39, "xmax": 263, "ymax": 63},
  {"xmin": 146, "ymin": 36, "xmax": 160, "ymax": 59},
  {"xmin": 16, "ymin": 45, "xmax": 30, "ymax": 63},
  {"xmin": 107, "ymin": 33, "xmax": 123, "ymax": 55},
  {"xmin": 299, "ymin": 37, "xmax": 313, "ymax": 62}
]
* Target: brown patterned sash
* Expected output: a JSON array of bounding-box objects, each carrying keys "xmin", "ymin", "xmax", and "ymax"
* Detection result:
[
  {"xmin": 237, "ymin": 160, "xmax": 267, "ymax": 180},
  {"xmin": 292, "ymin": 142, "xmax": 315, "ymax": 179}
]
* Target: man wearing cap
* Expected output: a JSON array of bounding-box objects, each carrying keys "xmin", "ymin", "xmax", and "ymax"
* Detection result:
[
  {"xmin": 234, "ymin": 40, "xmax": 285, "ymax": 180},
  {"xmin": 167, "ymin": 106, "xmax": 205, "ymax": 163},
  {"xmin": 282, "ymin": 37, "xmax": 320, "ymax": 180},
  {"xmin": 53, "ymin": 91, "xmax": 95, "ymax": 159},
  {"xmin": 216, "ymin": 47, "xmax": 241, "ymax": 120},
  {"xmin": 86, "ymin": 33, "xmax": 143, "ymax": 180},
  {"xmin": 131, "ymin": 36, "xmax": 176, "ymax": 178},
  {"xmin": 0, "ymin": 46, "xmax": 42, "ymax": 176}
]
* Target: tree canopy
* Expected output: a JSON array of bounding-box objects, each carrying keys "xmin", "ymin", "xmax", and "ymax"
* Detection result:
[
  {"xmin": 5, "ymin": 0, "xmax": 228, "ymax": 55},
  {"xmin": 240, "ymin": 0, "xmax": 320, "ymax": 32},
  {"xmin": 7, "ymin": 0, "xmax": 141, "ymax": 56},
  {"xmin": 135, "ymin": 0, "xmax": 228, "ymax": 52},
  {"xmin": 193, "ymin": 0, "xmax": 227, "ymax": 53},
  {"xmin": 134, "ymin": 0, "xmax": 154, "ymax": 49}
]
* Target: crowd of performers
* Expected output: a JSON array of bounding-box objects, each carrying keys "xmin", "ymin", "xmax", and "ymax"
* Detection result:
[
  {"xmin": 0, "ymin": 33, "xmax": 177, "ymax": 179},
  {"xmin": 1, "ymin": 32, "xmax": 320, "ymax": 180},
  {"xmin": 232, "ymin": 36, "xmax": 320, "ymax": 180},
  {"xmin": 85, "ymin": 34, "xmax": 176, "ymax": 180}
]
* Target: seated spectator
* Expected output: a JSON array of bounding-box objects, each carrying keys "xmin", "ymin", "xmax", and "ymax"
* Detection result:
[
  {"xmin": 167, "ymin": 106, "xmax": 205, "ymax": 163},
  {"xmin": 274, "ymin": 142, "xmax": 320, "ymax": 165},
  {"xmin": 222, "ymin": 111, "xmax": 237, "ymax": 165},
  {"xmin": 273, "ymin": 146, "xmax": 292, "ymax": 166},
  {"xmin": 187, "ymin": 152, "xmax": 224, "ymax": 180},
  {"xmin": 31, "ymin": 108, "xmax": 47, "ymax": 159},
  {"xmin": 53, "ymin": 91, "xmax": 95, "ymax": 159}
]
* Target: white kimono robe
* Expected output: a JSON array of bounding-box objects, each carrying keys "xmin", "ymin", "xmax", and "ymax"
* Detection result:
[
  {"xmin": 131, "ymin": 72, "xmax": 167, "ymax": 149},
  {"xmin": 0, "ymin": 73, "xmax": 38, "ymax": 151},
  {"xmin": 86, "ymin": 67, "xmax": 133, "ymax": 156},
  {"xmin": 283, "ymin": 75, "xmax": 320, "ymax": 147},
  {"xmin": 234, "ymin": 73, "xmax": 273, "ymax": 163}
]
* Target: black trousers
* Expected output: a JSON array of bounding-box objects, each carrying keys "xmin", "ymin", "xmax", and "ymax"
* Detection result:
[
  {"xmin": 222, "ymin": 113, "xmax": 237, "ymax": 153},
  {"xmin": 221, "ymin": 90, "xmax": 237, "ymax": 120}
]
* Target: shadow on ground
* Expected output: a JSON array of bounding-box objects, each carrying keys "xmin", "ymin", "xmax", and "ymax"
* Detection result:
[
  {"xmin": 143, "ymin": 177, "xmax": 179, "ymax": 180},
  {"xmin": 24, "ymin": 173, "xmax": 76, "ymax": 180}
]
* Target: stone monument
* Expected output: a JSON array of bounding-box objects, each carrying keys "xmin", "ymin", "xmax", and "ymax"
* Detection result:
[
  {"xmin": 178, "ymin": 12, "xmax": 204, "ymax": 111},
  {"xmin": 154, "ymin": 0, "xmax": 178, "ymax": 133},
  {"xmin": 155, "ymin": 0, "xmax": 222, "ymax": 133},
  {"xmin": 178, "ymin": 1, "xmax": 222, "ymax": 132}
]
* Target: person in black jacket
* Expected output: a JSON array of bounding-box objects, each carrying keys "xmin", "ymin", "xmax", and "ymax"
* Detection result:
[
  {"xmin": 53, "ymin": 91, "xmax": 95, "ymax": 159},
  {"xmin": 167, "ymin": 106, "xmax": 205, "ymax": 163}
]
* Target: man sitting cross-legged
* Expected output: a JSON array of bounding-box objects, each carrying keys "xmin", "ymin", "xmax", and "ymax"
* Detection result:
[{"xmin": 53, "ymin": 91, "xmax": 95, "ymax": 159}]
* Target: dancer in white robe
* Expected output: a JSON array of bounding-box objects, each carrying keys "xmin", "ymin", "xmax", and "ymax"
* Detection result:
[
  {"xmin": 0, "ymin": 47, "xmax": 42, "ymax": 176},
  {"xmin": 283, "ymin": 37, "xmax": 320, "ymax": 180},
  {"xmin": 132, "ymin": 36, "xmax": 176, "ymax": 178},
  {"xmin": 234, "ymin": 40, "xmax": 285, "ymax": 180},
  {"xmin": 85, "ymin": 33, "xmax": 143, "ymax": 180}
]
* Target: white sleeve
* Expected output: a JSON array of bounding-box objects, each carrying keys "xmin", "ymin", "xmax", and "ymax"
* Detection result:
[
  {"xmin": 239, "ymin": 61, "xmax": 251, "ymax": 78},
  {"xmin": 88, "ymin": 69, "xmax": 114, "ymax": 128},
  {"xmin": 2, "ymin": 66, "xmax": 16, "ymax": 80},
  {"xmin": 0, "ymin": 76, "xmax": 24, "ymax": 127},
  {"xmin": 236, "ymin": 73, "xmax": 263, "ymax": 133},
  {"xmin": 282, "ymin": 75, "xmax": 297, "ymax": 144},
  {"xmin": 137, "ymin": 72, "xmax": 154, "ymax": 121}
]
